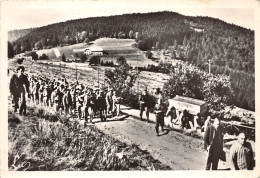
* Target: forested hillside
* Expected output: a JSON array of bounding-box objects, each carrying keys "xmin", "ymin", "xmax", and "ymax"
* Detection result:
[
  {"xmin": 8, "ymin": 11, "xmax": 255, "ymax": 110},
  {"xmin": 8, "ymin": 28, "xmax": 35, "ymax": 42}
]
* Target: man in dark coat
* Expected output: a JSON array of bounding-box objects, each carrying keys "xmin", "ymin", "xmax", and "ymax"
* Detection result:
[
  {"xmin": 154, "ymin": 103, "xmax": 165, "ymax": 136},
  {"xmin": 9, "ymin": 66, "xmax": 30, "ymax": 115},
  {"xmin": 139, "ymin": 88, "xmax": 150, "ymax": 122},
  {"xmin": 204, "ymin": 118, "xmax": 224, "ymax": 170}
]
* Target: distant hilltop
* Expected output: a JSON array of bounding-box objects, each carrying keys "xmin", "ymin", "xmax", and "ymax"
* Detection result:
[{"xmin": 8, "ymin": 11, "xmax": 252, "ymax": 44}]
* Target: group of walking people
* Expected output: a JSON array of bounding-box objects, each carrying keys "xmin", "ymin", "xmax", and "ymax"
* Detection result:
[
  {"xmin": 138, "ymin": 87, "xmax": 208, "ymax": 136},
  {"xmin": 9, "ymin": 66, "xmax": 121, "ymax": 124}
]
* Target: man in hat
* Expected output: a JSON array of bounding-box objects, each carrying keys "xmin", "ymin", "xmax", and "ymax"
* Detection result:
[
  {"xmin": 139, "ymin": 88, "xmax": 150, "ymax": 122},
  {"xmin": 204, "ymin": 118, "xmax": 224, "ymax": 170},
  {"xmin": 9, "ymin": 66, "xmax": 30, "ymax": 115},
  {"xmin": 154, "ymin": 103, "xmax": 165, "ymax": 136},
  {"xmin": 154, "ymin": 87, "xmax": 162, "ymax": 105},
  {"xmin": 229, "ymin": 132, "xmax": 254, "ymax": 170}
]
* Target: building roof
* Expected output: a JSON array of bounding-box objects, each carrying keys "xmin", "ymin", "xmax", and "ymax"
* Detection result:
[{"xmin": 85, "ymin": 46, "xmax": 103, "ymax": 52}]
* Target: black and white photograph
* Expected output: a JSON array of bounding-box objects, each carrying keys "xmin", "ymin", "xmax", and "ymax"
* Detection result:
[{"xmin": 0, "ymin": 0, "xmax": 259, "ymax": 177}]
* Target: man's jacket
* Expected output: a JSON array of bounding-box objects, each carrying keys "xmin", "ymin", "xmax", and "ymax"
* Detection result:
[
  {"xmin": 9, "ymin": 74, "xmax": 29, "ymax": 96},
  {"xmin": 204, "ymin": 125, "xmax": 223, "ymax": 150}
]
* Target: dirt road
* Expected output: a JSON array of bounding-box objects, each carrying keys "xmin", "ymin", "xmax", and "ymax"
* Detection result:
[{"xmin": 85, "ymin": 115, "xmax": 228, "ymax": 170}]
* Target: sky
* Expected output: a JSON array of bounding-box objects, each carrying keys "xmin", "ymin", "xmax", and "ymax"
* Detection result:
[{"xmin": 0, "ymin": 0, "xmax": 258, "ymax": 31}]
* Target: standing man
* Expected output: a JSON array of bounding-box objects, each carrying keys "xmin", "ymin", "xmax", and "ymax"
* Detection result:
[
  {"xmin": 82, "ymin": 88, "xmax": 90, "ymax": 122},
  {"xmin": 87, "ymin": 88, "xmax": 96, "ymax": 124},
  {"xmin": 63, "ymin": 88, "xmax": 72, "ymax": 115},
  {"xmin": 154, "ymin": 103, "xmax": 165, "ymax": 136},
  {"xmin": 9, "ymin": 66, "xmax": 30, "ymax": 115},
  {"xmin": 204, "ymin": 118, "xmax": 224, "ymax": 170},
  {"xmin": 105, "ymin": 88, "xmax": 113, "ymax": 116},
  {"xmin": 139, "ymin": 88, "xmax": 150, "ymax": 122},
  {"xmin": 96, "ymin": 89, "xmax": 107, "ymax": 121},
  {"xmin": 112, "ymin": 90, "xmax": 121, "ymax": 117},
  {"xmin": 229, "ymin": 133, "xmax": 254, "ymax": 170},
  {"xmin": 202, "ymin": 116, "xmax": 211, "ymax": 132}
]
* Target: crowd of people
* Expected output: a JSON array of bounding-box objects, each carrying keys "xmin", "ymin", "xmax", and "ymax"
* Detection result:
[
  {"xmin": 9, "ymin": 66, "xmax": 254, "ymax": 170},
  {"xmin": 9, "ymin": 66, "xmax": 121, "ymax": 124}
]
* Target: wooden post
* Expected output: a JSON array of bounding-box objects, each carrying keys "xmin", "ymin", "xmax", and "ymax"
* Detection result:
[
  {"xmin": 75, "ymin": 61, "xmax": 77, "ymax": 81},
  {"xmin": 208, "ymin": 59, "xmax": 212, "ymax": 74},
  {"xmin": 137, "ymin": 61, "xmax": 139, "ymax": 93},
  {"xmin": 98, "ymin": 62, "xmax": 100, "ymax": 89}
]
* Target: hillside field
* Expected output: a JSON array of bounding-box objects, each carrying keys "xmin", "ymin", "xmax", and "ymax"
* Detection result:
[{"xmin": 36, "ymin": 38, "xmax": 158, "ymax": 67}]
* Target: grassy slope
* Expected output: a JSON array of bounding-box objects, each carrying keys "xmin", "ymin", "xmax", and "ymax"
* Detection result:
[{"xmin": 8, "ymin": 104, "xmax": 171, "ymax": 170}]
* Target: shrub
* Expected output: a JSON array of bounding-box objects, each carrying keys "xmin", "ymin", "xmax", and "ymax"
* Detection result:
[
  {"xmin": 146, "ymin": 51, "xmax": 153, "ymax": 59},
  {"xmin": 89, "ymin": 56, "xmax": 100, "ymax": 65},
  {"xmin": 16, "ymin": 58, "xmax": 24, "ymax": 64},
  {"xmin": 39, "ymin": 54, "xmax": 49, "ymax": 60},
  {"xmin": 105, "ymin": 63, "xmax": 139, "ymax": 97},
  {"xmin": 162, "ymin": 64, "xmax": 234, "ymax": 112}
]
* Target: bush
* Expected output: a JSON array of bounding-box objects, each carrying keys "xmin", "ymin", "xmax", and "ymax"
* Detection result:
[
  {"xmin": 146, "ymin": 51, "xmax": 153, "ymax": 59},
  {"xmin": 16, "ymin": 58, "xmax": 24, "ymax": 64},
  {"xmin": 89, "ymin": 56, "xmax": 100, "ymax": 65},
  {"xmin": 39, "ymin": 54, "xmax": 49, "ymax": 60},
  {"xmin": 79, "ymin": 53, "xmax": 87, "ymax": 63},
  {"xmin": 30, "ymin": 52, "xmax": 38, "ymax": 60},
  {"xmin": 162, "ymin": 64, "xmax": 234, "ymax": 112},
  {"xmin": 105, "ymin": 62, "xmax": 139, "ymax": 109},
  {"xmin": 61, "ymin": 53, "xmax": 66, "ymax": 62},
  {"xmin": 100, "ymin": 60, "xmax": 114, "ymax": 67},
  {"xmin": 105, "ymin": 63, "xmax": 138, "ymax": 95}
]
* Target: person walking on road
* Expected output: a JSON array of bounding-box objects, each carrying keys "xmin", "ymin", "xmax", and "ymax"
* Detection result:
[
  {"xmin": 204, "ymin": 118, "xmax": 224, "ymax": 170},
  {"xmin": 112, "ymin": 90, "xmax": 121, "ymax": 117},
  {"xmin": 105, "ymin": 88, "xmax": 113, "ymax": 116},
  {"xmin": 154, "ymin": 103, "xmax": 165, "ymax": 136},
  {"xmin": 9, "ymin": 66, "xmax": 30, "ymax": 116},
  {"xmin": 229, "ymin": 132, "xmax": 254, "ymax": 170},
  {"xmin": 139, "ymin": 88, "xmax": 150, "ymax": 122}
]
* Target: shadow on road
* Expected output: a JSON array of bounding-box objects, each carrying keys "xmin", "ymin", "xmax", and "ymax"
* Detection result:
[
  {"xmin": 161, "ymin": 128, "xmax": 170, "ymax": 135},
  {"xmin": 94, "ymin": 115, "xmax": 130, "ymax": 123}
]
